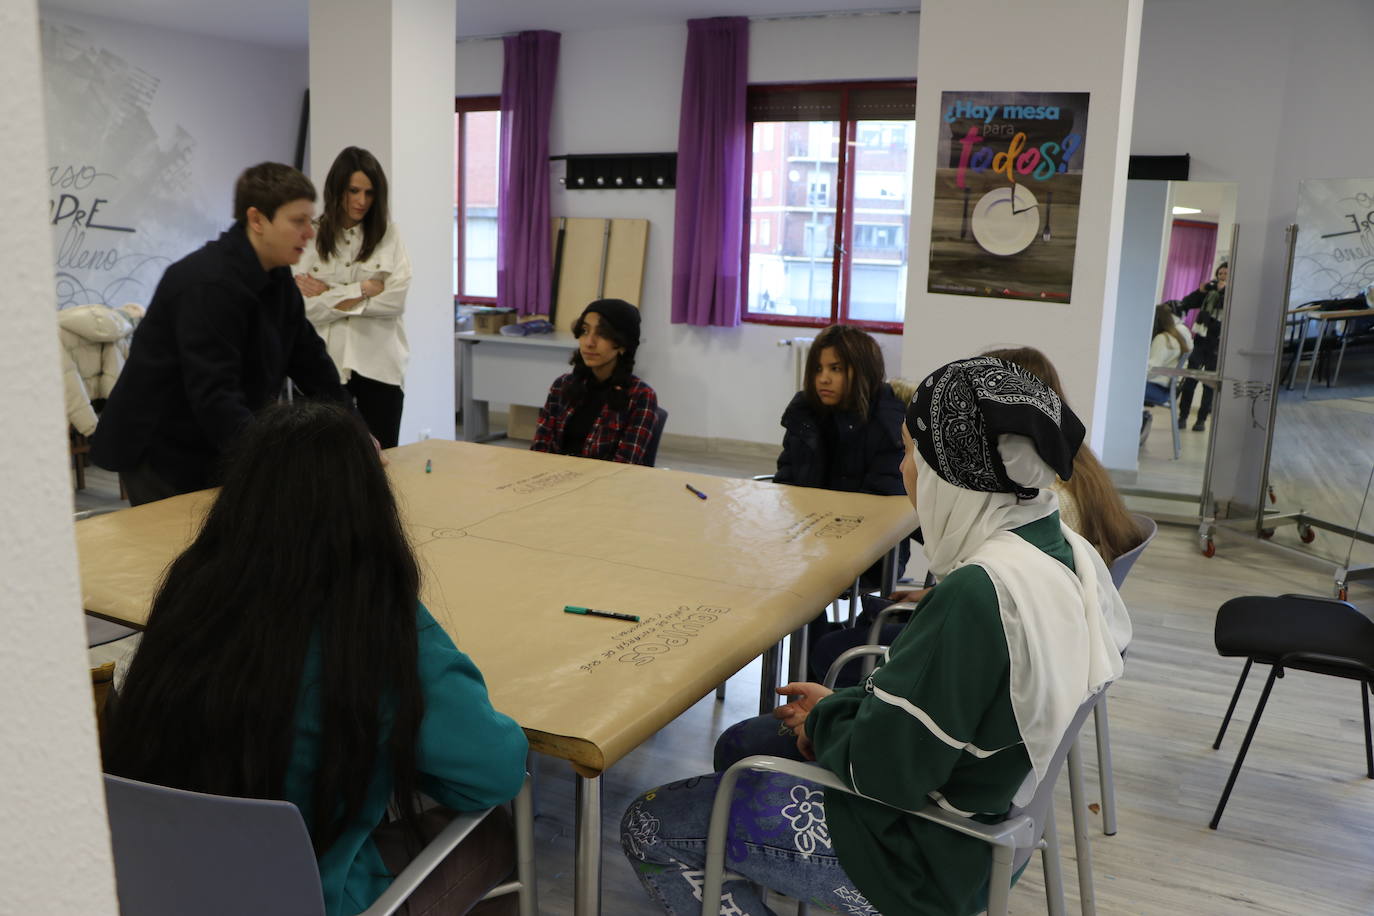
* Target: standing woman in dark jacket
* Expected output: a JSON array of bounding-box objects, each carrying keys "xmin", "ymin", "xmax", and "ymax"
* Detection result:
[
  {"xmin": 774, "ymin": 324, "xmax": 905, "ymax": 496},
  {"xmin": 1177, "ymin": 262, "xmax": 1227, "ymax": 431},
  {"xmin": 531, "ymin": 298, "xmax": 659, "ymax": 465}
]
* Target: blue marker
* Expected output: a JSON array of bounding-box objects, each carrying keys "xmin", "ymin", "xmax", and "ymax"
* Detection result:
[{"xmin": 685, "ymin": 483, "xmax": 708, "ymax": 500}]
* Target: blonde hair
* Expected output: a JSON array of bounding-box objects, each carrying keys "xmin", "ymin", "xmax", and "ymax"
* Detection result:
[{"xmin": 981, "ymin": 346, "xmax": 1142, "ymax": 563}]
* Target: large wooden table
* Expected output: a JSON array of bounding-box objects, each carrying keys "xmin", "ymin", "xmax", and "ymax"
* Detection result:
[{"xmin": 76, "ymin": 441, "xmax": 917, "ymax": 914}]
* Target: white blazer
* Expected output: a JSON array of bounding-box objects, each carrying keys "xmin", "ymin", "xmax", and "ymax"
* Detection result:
[{"xmin": 294, "ymin": 221, "xmax": 412, "ymax": 387}]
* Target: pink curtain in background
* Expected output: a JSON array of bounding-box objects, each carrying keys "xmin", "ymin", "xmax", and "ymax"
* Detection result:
[{"xmin": 1161, "ymin": 220, "xmax": 1218, "ymax": 303}]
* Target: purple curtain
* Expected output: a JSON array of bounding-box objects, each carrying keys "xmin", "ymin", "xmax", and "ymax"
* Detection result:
[
  {"xmin": 1161, "ymin": 220, "xmax": 1218, "ymax": 303},
  {"xmin": 498, "ymin": 31, "xmax": 560, "ymax": 316},
  {"xmin": 671, "ymin": 18, "xmax": 748, "ymax": 327}
]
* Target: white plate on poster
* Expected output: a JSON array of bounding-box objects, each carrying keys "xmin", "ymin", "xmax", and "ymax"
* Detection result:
[{"xmin": 970, "ymin": 185, "xmax": 1040, "ymax": 256}]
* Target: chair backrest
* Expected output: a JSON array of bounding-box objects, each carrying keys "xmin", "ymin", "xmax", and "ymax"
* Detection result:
[
  {"xmin": 103, "ymin": 773, "xmax": 326, "ymax": 916},
  {"xmin": 643, "ymin": 406, "xmax": 669, "ymax": 467},
  {"xmin": 1006, "ymin": 689, "xmax": 1104, "ymax": 869},
  {"xmin": 1108, "ymin": 513, "xmax": 1158, "ymax": 590}
]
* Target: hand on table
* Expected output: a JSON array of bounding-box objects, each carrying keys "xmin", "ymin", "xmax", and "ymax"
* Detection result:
[{"xmin": 296, "ymin": 274, "xmax": 329, "ymax": 297}]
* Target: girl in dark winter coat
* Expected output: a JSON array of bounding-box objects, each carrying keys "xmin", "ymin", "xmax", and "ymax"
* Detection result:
[
  {"xmin": 774, "ymin": 324, "xmax": 905, "ymax": 497},
  {"xmin": 774, "ymin": 325, "xmax": 910, "ymax": 602}
]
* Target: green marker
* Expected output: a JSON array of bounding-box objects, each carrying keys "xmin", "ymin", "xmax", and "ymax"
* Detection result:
[{"xmin": 564, "ymin": 605, "xmax": 640, "ymax": 622}]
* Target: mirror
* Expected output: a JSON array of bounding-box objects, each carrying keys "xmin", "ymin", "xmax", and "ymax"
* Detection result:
[
  {"xmin": 1104, "ymin": 179, "xmax": 1238, "ymax": 520},
  {"xmin": 1259, "ymin": 178, "xmax": 1374, "ymax": 590}
]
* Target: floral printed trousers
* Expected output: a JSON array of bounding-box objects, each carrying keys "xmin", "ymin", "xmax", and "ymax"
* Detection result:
[{"xmin": 620, "ymin": 768, "xmax": 879, "ymax": 916}]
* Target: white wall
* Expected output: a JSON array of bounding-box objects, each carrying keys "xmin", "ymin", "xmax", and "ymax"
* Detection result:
[
  {"xmin": 455, "ymin": 14, "xmax": 919, "ymax": 448},
  {"xmin": 1131, "ymin": 0, "xmax": 1374, "ymax": 512},
  {"xmin": 310, "ymin": 0, "xmax": 457, "ymax": 446},
  {"xmin": 3, "ymin": 1, "xmax": 119, "ymax": 911},
  {"xmin": 39, "ymin": 5, "xmax": 306, "ymax": 309},
  {"xmin": 900, "ymin": 0, "xmax": 1143, "ymax": 450}
]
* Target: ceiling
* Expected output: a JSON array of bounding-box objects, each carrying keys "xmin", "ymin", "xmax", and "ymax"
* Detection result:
[{"xmin": 41, "ymin": 0, "xmax": 917, "ymax": 48}]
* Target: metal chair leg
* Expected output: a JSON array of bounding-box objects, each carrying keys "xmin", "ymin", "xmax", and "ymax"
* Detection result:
[
  {"xmin": 1041, "ymin": 805, "xmax": 1066, "ymax": 916},
  {"xmin": 1213, "ymin": 658, "xmax": 1254, "ymax": 749},
  {"xmin": 1094, "ymin": 694, "xmax": 1118, "ymax": 836},
  {"xmin": 847, "ymin": 577, "xmax": 861, "ymax": 625},
  {"xmin": 758, "ymin": 640, "xmax": 783, "ymax": 715},
  {"xmin": 1066, "ymin": 741, "xmax": 1097, "ymax": 916},
  {"xmin": 1210, "ymin": 664, "xmax": 1280, "ymax": 829},
  {"xmin": 1363, "ymin": 680, "xmax": 1373, "ymax": 779},
  {"xmin": 514, "ymin": 775, "xmax": 537, "ymax": 916},
  {"xmin": 715, "ymin": 681, "xmax": 726, "ymax": 701}
]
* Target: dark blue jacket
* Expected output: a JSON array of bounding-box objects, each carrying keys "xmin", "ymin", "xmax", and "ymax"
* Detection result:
[
  {"xmin": 774, "ymin": 383, "xmax": 906, "ymax": 496},
  {"xmin": 92, "ymin": 222, "xmax": 346, "ymax": 493}
]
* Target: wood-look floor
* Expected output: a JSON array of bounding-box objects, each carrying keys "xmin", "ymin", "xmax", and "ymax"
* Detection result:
[{"xmin": 77, "ymin": 440, "xmax": 1374, "ymax": 915}]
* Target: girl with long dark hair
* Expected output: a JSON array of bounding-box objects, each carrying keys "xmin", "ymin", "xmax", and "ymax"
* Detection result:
[
  {"xmin": 294, "ymin": 147, "xmax": 413, "ymax": 448},
  {"xmin": 103, "ymin": 400, "xmax": 527, "ymax": 916},
  {"xmin": 530, "ymin": 298, "xmax": 659, "ymax": 465}
]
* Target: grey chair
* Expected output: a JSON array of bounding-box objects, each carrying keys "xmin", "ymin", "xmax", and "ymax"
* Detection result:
[
  {"xmin": 699, "ymin": 664, "xmax": 1108, "ymax": 916},
  {"xmin": 103, "ymin": 772, "xmax": 537, "ymax": 916}
]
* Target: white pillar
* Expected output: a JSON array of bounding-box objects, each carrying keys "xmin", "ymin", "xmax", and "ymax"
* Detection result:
[
  {"xmin": 901, "ymin": 0, "xmax": 1143, "ymax": 450},
  {"xmin": 0, "ymin": 2, "xmax": 119, "ymax": 912},
  {"xmin": 309, "ymin": 0, "xmax": 457, "ymax": 444}
]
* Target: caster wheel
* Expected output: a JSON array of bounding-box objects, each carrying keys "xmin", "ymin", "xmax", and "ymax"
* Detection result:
[
  {"xmin": 1299, "ymin": 525, "xmax": 1316, "ymax": 544},
  {"xmin": 1259, "ymin": 528, "xmax": 1275, "ymax": 540},
  {"xmin": 1201, "ymin": 537, "xmax": 1216, "ymax": 558}
]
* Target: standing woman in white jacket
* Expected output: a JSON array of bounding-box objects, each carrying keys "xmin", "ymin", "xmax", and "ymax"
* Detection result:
[{"xmin": 295, "ymin": 147, "xmax": 412, "ymax": 447}]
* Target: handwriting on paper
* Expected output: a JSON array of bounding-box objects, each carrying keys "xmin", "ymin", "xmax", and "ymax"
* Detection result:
[
  {"xmin": 783, "ymin": 512, "xmax": 865, "ymax": 543},
  {"xmin": 496, "ymin": 470, "xmax": 585, "ymax": 495},
  {"xmin": 577, "ymin": 605, "xmax": 733, "ymax": 673}
]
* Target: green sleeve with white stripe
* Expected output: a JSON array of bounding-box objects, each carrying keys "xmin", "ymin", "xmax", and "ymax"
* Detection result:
[{"xmin": 808, "ymin": 564, "xmax": 1014, "ymax": 811}]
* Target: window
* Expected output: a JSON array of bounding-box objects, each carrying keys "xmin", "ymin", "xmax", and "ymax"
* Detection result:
[
  {"xmin": 455, "ymin": 96, "xmax": 501, "ymax": 303},
  {"xmin": 742, "ymin": 81, "xmax": 916, "ymax": 332}
]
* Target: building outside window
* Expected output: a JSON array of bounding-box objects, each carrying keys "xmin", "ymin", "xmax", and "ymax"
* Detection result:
[
  {"xmin": 742, "ymin": 81, "xmax": 916, "ymax": 332},
  {"xmin": 455, "ymin": 97, "xmax": 500, "ymax": 303}
]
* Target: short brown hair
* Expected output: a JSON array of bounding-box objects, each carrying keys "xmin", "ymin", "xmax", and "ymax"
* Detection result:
[
  {"xmin": 804, "ymin": 325, "xmax": 886, "ymax": 419},
  {"xmin": 233, "ymin": 162, "xmax": 316, "ymax": 222}
]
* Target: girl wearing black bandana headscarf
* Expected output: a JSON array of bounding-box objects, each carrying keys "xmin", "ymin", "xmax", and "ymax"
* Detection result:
[{"xmin": 620, "ymin": 357, "xmax": 1131, "ymax": 916}]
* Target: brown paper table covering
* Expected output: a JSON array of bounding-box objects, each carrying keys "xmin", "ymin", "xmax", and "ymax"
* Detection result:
[{"xmin": 76, "ymin": 440, "xmax": 917, "ymax": 776}]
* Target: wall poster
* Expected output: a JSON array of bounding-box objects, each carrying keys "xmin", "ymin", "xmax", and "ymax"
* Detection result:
[
  {"xmin": 928, "ymin": 90, "xmax": 1090, "ymax": 302},
  {"xmin": 1290, "ymin": 177, "xmax": 1374, "ymax": 307}
]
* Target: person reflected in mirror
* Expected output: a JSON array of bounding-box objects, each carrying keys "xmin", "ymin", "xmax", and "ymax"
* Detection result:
[
  {"xmin": 1143, "ymin": 304, "xmax": 1193, "ymax": 441},
  {"xmin": 294, "ymin": 147, "xmax": 413, "ymax": 449},
  {"xmin": 1177, "ymin": 262, "xmax": 1227, "ymax": 432},
  {"xmin": 530, "ymin": 299, "xmax": 659, "ymax": 464}
]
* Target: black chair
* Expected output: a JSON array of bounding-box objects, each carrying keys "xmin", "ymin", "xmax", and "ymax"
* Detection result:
[
  {"xmin": 1209, "ymin": 593, "xmax": 1374, "ymax": 829},
  {"xmin": 643, "ymin": 406, "xmax": 668, "ymax": 467}
]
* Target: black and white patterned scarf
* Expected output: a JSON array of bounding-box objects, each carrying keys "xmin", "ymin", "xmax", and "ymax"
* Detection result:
[{"xmin": 907, "ymin": 357, "xmax": 1084, "ymax": 498}]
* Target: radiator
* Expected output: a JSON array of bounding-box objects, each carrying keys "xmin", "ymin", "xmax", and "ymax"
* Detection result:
[{"xmin": 777, "ymin": 337, "xmax": 816, "ymax": 391}]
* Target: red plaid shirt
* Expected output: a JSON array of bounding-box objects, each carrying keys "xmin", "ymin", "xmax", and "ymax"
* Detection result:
[{"xmin": 530, "ymin": 373, "xmax": 659, "ymax": 465}]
